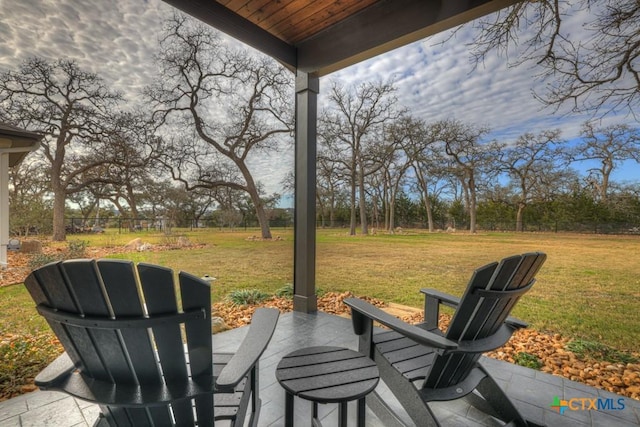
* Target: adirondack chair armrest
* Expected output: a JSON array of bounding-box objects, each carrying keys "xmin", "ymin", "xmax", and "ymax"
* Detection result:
[
  {"xmin": 35, "ymin": 351, "xmax": 76, "ymax": 389},
  {"xmin": 345, "ymin": 298, "xmax": 457, "ymax": 351},
  {"xmin": 420, "ymin": 288, "xmax": 461, "ymax": 329},
  {"xmin": 215, "ymin": 308, "xmax": 279, "ymax": 391},
  {"xmin": 420, "ymin": 288, "xmax": 461, "ymax": 308},
  {"xmin": 505, "ymin": 316, "xmax": 528, "ymax": 329},
  {"xmin": 452, "ymin": 323, "xmax": 519, "ymax": 355}
]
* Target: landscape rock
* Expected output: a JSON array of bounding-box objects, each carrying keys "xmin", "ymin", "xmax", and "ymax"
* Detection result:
[
  {"xmin": 211, "ymin": 317, "xmax": 229, "ymax": 333},
  {"xmin": 124, "ymin": 238, "xmax": 143, "ymax": 250},
  {"xmin": 138, "ymin": 243, "xmax": 153, "ymax": 251},
  {"xmin": 177, "ymin": 236, "xmax": 191, "ymax": 247},
  {"xmin": 19, "ymin": 240, "xmax": 42, "ymax": 254}
]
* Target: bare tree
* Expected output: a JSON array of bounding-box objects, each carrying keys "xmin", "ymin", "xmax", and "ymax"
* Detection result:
[
  {"xmin": 140, "ymin": 179, "xmax": 177, "ymax": 224},
  {"xmin": 396, "ymin": 117, "xmax": 449, "ymax": 232},
  {"xmin": 209, "ymin": 185, "xmax": 249, "ymax": 229},
  {"xmin": 434, "ymin": 119, "xmax": 502, "ymax": 233},
  {"xmin": 574, "ymin": 122, "xmax": 640, "ymax": 203},
  {"xmin": 78, "ymin": 111, "xmax": 161, "ymax": 224},
  {"xmin": 8, "ymin": 154, "xmax": 52, "ymax": 235},
  {"xmin": 314, "ymin": 153, "xmax": 346, "ymax": 228},
  {"xmin": 0, "ymin": 58, "xmax": 122, "ymax": 240},
  {"xmin": 146, "ymin": 14, "xmax": 293, "ymax": 239},
  {"xmin": 500, "ymin": 129, "xmax": 566, "ymax": 231},
  {"xmin": 469, "ymin": 0, "xmax": 640, "ymax": 117},
  {"xmin": 320, "ymin": 79, "xmax": 401, "ymax": 235},
  {"xmin": 383, "ymin": 116, "xmax": 423, "ymax": 233}
]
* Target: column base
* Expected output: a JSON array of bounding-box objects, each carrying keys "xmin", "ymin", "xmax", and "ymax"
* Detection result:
[{"xmin": 293, "ymin": 294, "xmax": 317, "ymax": 313}]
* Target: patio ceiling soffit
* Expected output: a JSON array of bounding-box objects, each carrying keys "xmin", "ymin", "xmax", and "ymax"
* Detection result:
[
  {"xmin": 0, "ymin": 123, "xmax": 43, "ymax": 167},
  {"xmin": 162, "ymin": 0, "xmax": 520, "ymax": 77}
]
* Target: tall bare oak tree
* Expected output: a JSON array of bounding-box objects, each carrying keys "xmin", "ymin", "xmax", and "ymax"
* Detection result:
[
  {"xmin": 0, "ymin": 58, "xmax": 122, "ymax": 240},
  {"xmin": 146, "ymin": 15, "xmax": 293, "ymax": 239},
  {"xmin": 320, "ymin": 80, "xmax": 400, "ymax": 235}
]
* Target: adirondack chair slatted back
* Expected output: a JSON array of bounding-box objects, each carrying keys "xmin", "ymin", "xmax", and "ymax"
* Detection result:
[
  {"xmin": 424, "ymin": 252, "xmax": 546, "ymax": 389},
  {"xmin": 24, "ymin": 259, "xmax": 214, "ymax": 426}
]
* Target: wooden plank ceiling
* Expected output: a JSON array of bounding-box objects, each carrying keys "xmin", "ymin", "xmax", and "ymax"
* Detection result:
[
  {"xmin": 163, "ymin": 0, "xmax": 521, "ymax": 76},
  {"xmin": 216, "ymin": 0, "xmax": 380, "ymax": 45}
]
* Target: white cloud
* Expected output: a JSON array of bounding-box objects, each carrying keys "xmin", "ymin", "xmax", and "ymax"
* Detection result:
[{"xmin": 1, "ymin": 0, "xmax": 638, "ymax": 196}]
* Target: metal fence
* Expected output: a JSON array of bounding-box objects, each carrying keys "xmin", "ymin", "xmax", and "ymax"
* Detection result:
[
  {"xmin": 50, "ymin": 217, "xmax": 640, "ymax": 236},
  {"xmin": 65, "ymin": 217, "xmax": 294, "ymax": 234}
]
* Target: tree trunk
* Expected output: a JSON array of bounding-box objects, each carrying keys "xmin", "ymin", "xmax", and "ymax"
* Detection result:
[
  {"xmin": 601, "ymin": 163, "xmax": 611, "ymax": 204},
  {"xmin": 239, "ymin": 162, "xmax": 272, "ymax": 239},
  {"xmin": 329, "ymin": 192, "xmax": 336, "ymax": 228},
  {"xmin": 246, "ymin": 186, "xmax": 271, "ymax": 239},
  {"xmin": 383, "ymin": 181, "xmax": 389, "ymax": 231},
  {"xmin": 468, "ymin": 176, "xmax": 477, "ymax": 234},
  {"xmin": 316, "ymin": 195, "xmax": 326, "ymax": 228},
  {"xmin": 371, "ymin": 194, "xmax": 379, "ymax": 230},
  {"xmin": 52, "ymin": 186, "xmax": 66, "ymax": 241},
  {"xmin": 349, "ymin": 170, "xmax": 357, "ymax": 235},
  {"xmin": 358, "ymin": 170, "xmax": 368, "ymax": 235},
  {"xmin": 415, "ymin": 170, "xmax": 435, "ymax": 232},
  {"xmin": 254, "ymin": 199, "xmax": 272, "ymax": 239},
  {"xmin": 126, "ymin": 182, "xmax": 140, "ymax": 219},
  {"xmin": 424, "ymin": 196, "xmax": 434, "ymax": 232},
  {"xmin": 516, "ymin": 202, "xmax": 525, "ymax": 232}
]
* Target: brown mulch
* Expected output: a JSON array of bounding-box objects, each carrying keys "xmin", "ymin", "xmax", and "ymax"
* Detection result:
[
  {"xmin": 2, "ymin": 248, "xmax": 639, "ymax": 402},
  {"xmin": 0, "ymin": 243, "xmax": 206, "ymax": 288},
  {"xmin": 0, "ymin": 252, "xmax": 34, "ymax": 287},
  {"xmin": 214, "ymin": 291, "xmax": 640, "ymax": 401}
]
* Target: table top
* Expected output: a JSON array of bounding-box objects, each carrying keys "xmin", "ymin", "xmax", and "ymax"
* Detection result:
[{"xmin": 275, "ymin": 346, "xmax": 379, "ymax": 404}]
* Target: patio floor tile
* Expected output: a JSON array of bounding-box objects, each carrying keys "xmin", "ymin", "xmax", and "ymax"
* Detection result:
[{"xmin": 0, "ymin": 311, "xmax": 638, "ymax": 426}]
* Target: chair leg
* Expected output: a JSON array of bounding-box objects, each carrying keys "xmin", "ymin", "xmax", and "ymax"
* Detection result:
[
  {"xmin": 474, "ymin": 368, "xmax": 528, "ymax": 427},
  {"xmin": 373, "ymin": 360, "xmax": 441, "ymax": 427},
  {"xmin": 365, "ymin": 391, "xmax": 410, "ymax": 427},
  {"xmin": 248, "ymin": 366, "xmax": 262, "ymax": 427},
  {"xmin": 367, "ymin": 349, "xmax": 440, "ymax": 427},
  {"xmin": 93, "ymin": 413, "xmax": 111, "ymax": 427}
]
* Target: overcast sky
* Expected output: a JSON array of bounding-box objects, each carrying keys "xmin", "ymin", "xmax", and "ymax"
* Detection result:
[{"xmin": 1, "ymin": 0, "xmax": 638, "ymax": 199}]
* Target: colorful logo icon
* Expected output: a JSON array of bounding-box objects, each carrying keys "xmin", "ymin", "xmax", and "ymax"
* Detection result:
[
  {"xmin": 550, "ymin": 396, "xmax": 569, "ymax": 414},
  {"xmin": 550, "ymin": 395, "xmax": 625, "ymax": 414}
]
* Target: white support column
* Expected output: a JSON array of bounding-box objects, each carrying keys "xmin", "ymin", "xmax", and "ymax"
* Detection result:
[{"xmin": 0, "ymin": 153, "xmax": 9, "ymax": 269}]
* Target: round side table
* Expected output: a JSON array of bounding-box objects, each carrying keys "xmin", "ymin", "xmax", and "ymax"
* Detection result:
[{"xmin": 276, "ymin": 346, "xmax": 379, "ymax": 427}]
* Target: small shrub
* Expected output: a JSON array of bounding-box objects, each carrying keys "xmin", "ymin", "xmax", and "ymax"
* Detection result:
[
  {"xmin": 27, "ymin": 253, "xmax": 60, "ymax": 271},
  {"xmin": 513, "ymin": 352, "xmax": 543, "ymax": 370},
  {"xmin": 0, "ymin": 333, "xmax": 62, "ymax": 399},
  {"xmin": 275, "ymin": 284, "xmax": 294, "ymax": 298},
  {"xmin": 67, "ymin": 240, "xmax": 88, "ymax": 258},
  {"xmin": 566, "ymin": 339, "xmax": 638, "ymax": 364},
  {"xmin": 226, "ymin": 289, "xmax": 270, "ymax": 306},
  {"xmin": 275, "ymin": 284, "xmax": 325, "ymax": 299}
]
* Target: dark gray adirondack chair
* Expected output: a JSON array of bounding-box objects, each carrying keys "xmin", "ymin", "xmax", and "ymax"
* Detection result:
[
  {"xmin": 345, "ymin": 252, "xmax": 547, "ymax": 427},
  {"xmin": 24, "ymin": 259, "xmax": 279, "ymax": 427}
]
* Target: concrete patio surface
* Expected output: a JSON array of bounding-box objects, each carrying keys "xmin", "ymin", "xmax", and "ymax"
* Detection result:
[{"xmin": 1, "ymin": 311, "xmax": 639, "ymax": 426}]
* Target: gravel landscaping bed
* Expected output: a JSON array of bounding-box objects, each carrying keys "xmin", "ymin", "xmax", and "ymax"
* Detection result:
[
  {"xmin": 213, "ymin": 291, "xmax": 640, "ymax": 401},
  {"xmin": 1, "ymin": 250, "xmax": 638, "ymax": 402}
]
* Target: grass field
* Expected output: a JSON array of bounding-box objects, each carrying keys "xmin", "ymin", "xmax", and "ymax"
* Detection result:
[{"xmin": 1, "ymin": 228, "xmax": 639, "ymax": 352}]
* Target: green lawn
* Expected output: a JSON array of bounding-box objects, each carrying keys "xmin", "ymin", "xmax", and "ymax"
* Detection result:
[{"xmin": 2, "ymin": 228, "xmax": 639, "ymax": 351}]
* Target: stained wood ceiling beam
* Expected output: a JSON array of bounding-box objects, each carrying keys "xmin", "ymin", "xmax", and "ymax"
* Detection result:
[
  {"xmin": 296, "ymin": 0, "xmax": 520, "ymax": 76},
  {"xmin": 162, "ymin": 0, "xmax": 521, "ymax": 77},
  {"xmin": 162, "ymin": 0, "xmax": 298, "ymax": 71}
]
